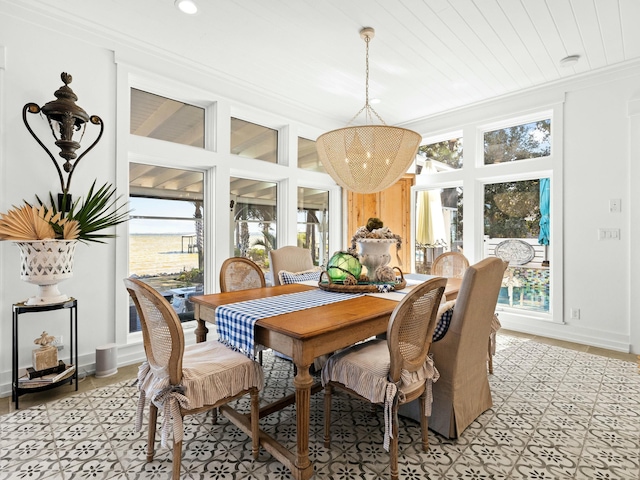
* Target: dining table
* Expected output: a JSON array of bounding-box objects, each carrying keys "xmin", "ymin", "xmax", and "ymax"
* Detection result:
[{"xmin": 190, "ymin": 276, "xmax": 460, "ymax": 480}]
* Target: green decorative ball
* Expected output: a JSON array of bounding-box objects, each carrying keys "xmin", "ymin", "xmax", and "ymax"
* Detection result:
[{"xmin": 327, "ymin": 251, "xmax": 362, "ymax": 283}]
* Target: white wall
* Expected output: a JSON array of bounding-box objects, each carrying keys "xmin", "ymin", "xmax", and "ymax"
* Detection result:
[
  {"xmin": 1, "ymin": 6, "xmax": 639, "ymax": 397},
  {"xmin": 407, "ymin": 64, "xmax": 640, "ymax": 354}
]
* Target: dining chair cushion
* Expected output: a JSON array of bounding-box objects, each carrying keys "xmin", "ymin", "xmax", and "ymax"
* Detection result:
[
  {"xmin": 321, "ymin": 337, "xmax": 438, "ymax": 449},
  {"xmin": 137, "ymin": 340, "xmax": 264, "ymax": 411},
  {"xmin": 278, "ymin": 268, "xmax": 322, "ymax": 285},
  {"xmin": 433, "ymin": 300, "xmax": 456, "ymax": 342}
]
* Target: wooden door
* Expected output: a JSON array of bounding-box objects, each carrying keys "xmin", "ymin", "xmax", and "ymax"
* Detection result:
[{"xmin": 346, "ymin": 175, "xmax": 414, "ymax": 272}]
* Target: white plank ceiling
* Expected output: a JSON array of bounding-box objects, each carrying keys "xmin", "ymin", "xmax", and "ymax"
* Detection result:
[{"xmin": 6, "ymin": 0, "xmax": 640, "ymax": 130}]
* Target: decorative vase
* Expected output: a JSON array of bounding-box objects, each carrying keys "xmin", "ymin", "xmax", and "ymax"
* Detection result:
[
  {"xmin": 357, "ymin": 238, "xmax": 396, "ymax": 281},
  {"xmin": 15, "ymin": 240, "xmax": 77, "ymax": 305}
]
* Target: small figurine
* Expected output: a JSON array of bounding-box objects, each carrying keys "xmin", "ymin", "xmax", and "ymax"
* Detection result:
[
  {"xmin": 34, "ymin": 331, "xmax": 55, "ymax": 347},
  {"xmin": 32, "ymin": 331, "xmax": 58, "ymax": 371}
]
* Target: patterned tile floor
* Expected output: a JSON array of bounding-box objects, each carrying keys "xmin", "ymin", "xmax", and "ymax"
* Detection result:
[{"xmin": 0, "ymin": 333, "xmax": 638, "ymax": 479}]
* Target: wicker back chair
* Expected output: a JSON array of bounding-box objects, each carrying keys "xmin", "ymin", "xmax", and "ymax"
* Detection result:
[
  {"xmin": 431, "ymin": 251, "xmax": 469, "ymax": 278},
  {"xmin": 322, "ymin": 277, "xmax": 447, "ymax": 480},
  {"xmin": 269, "ymin": 246, "xmax": 314, "ymax": 286},
  {"xmin": 124, "ymin": 278, "xmax": 263, "ymax": 479},
  {"xmin": 220, "ymin": 257, "xmax": 266, "ymax": 292}
]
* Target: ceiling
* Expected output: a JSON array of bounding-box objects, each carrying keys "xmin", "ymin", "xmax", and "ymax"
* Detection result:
[{"xmin": 8, "ymin": 0, "xmax": 640, "ymax": 130}]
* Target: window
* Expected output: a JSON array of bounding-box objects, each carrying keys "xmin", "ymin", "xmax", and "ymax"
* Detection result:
[
  {"xmin": 298, "ymin": 137, "xmax": 326, "ymax": 173},
  {"xmin": 230, "ymin": 177, "xmax": 277, "ymax": 274},
  {"xmin": 418, "ymin": 136, "xmax": 463, "ymax": 170},
  {"xmin": 484, "ymin": 178, "xmax": 550, "ymax": 313},
  {"xmin": 484, "ymin": 119, "xmax": 551, "ymax": 165},
  {"xmin": 230, "ymin": 118, "xmax": 278, "ymax": 163},
  {"xmin": 298, "ymin": 187, "xmax": 329, "ymax": 266},
  {"xmin": 130, "ymin": 88, "xmax": 205, "ymax": 147},
  {"xmin": 128, "ymin": 163, "xmax": 205, "ymax": 332},
  {"xmin": 415, "ymin": 186, "xmax": 463, "ymax": 274}
]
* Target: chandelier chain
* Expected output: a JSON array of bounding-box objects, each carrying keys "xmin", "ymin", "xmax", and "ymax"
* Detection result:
[{"xmin": 346, "ymin": 31, "xmax": 386, "ymax": 126}]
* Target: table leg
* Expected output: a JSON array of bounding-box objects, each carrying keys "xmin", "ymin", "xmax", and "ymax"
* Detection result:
[
  {"xmin": 293, "ymin": 360, "xmax": 315, "ymax": 479},
  {"xmin": 194, "ymin": 317, "xmax": 208, "ymax": 343}
]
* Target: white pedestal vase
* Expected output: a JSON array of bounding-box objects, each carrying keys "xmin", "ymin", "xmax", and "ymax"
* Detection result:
[
  {"xmin": 15, "ymin": 240, "xmax": 77, "ymax": 305},
  {"xmin": 357, "ymin": 238, "xmax": 396, "ymax": 281}
]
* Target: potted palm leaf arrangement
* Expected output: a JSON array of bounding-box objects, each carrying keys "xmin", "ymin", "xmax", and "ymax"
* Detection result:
[{"xmin": 0, "ymin": 180, "xmax": 129, "ymax": 305}]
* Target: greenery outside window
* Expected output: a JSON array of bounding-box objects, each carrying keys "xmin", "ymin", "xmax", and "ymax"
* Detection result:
[
  {"xmin": 230, "ymin": 177, "xmax": 277, "ymax": 274},
  {"xmin": 484, "ymin": 119, "xmax": 550, "ymax": 165},
  {"xmin": 297, "ymin": 187, "xmax": 329, "ymax": 267}
]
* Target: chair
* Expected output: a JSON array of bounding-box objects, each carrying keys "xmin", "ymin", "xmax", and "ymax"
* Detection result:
[
  {"xmin": 322, "ymin": 277, "xmax": 447, "ymax": 480},
  {"xmin": 220, "ymin": 257, "xmax": 266, "ymax": 292},
  {"xmin": 220, "ymin": 257, "xmax": 267, "ymax": 365},
  {"xmin": 268, "ymin": 246, "xmax": 314, "ymax": 286},
  {"xmin": 400, "ymin": 257, "xmax": 506, "ymax": 439},
  {"xmin": 431, "ymin": 251, "xmax": 469, "ymax": 278},
  {"xmin": 124, "ymin": 278, "xmax": 263, "ymax": 479}
]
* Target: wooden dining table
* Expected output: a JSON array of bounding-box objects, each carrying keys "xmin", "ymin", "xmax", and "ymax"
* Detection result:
[{"xmin": 190, "ymin": 278, "xmax": 459, "ymax": 480}]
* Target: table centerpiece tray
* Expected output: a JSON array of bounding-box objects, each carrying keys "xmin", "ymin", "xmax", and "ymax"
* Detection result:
[{"xmin": 318, "ymin": 268, "xmax": 406, "ymax": 293}]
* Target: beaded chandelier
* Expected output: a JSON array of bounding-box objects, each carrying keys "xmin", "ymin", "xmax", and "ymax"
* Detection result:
[{"xmin": 316, "ymin": 27, "xmax": 421, "ymax": 194}]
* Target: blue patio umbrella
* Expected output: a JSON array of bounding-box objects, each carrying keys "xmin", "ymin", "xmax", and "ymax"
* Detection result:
[{"xmin": 538, "ymin": 178, "xmax": 550, "ymax": 264}]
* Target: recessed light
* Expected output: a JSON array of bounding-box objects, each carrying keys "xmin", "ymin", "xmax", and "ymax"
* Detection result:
[
  {"xmin": 369, "ymin": 98, "xmax": 381, "ymax": 105},
  {"xmin": 175, "ymin": 0, "xmax": 198, "ymax": 15},
  {"xmin": 560, "ymin": 55, "xmax": 580, "ymax": 68}
]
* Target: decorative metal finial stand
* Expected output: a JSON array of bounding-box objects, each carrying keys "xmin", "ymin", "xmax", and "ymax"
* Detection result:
[{"xmin": 22, "ymin": 72, "xmax": 104, "ymax": 208}]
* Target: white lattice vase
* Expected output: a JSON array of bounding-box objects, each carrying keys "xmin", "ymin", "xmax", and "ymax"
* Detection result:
[
  {"xmin": 15, "ymin": 240, "xmax": 77, "ymax": 305},
  {"xmin": 357, "ymin": 238, "xmax": 396, "ymax": 281}
]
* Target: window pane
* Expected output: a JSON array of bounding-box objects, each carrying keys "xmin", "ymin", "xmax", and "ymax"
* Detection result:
[
  {"xmin": 230, "ymin": 177, "xmax": 277, "ymax": 276},
  {"xmin": 418, "ymin": 137, "xmax": 463, "ymax": 170},
  {"xmin": 298, "ymin": 187, "xmax": 329, "ymax": 267},
  {"xmin": 415, "ymin": 186, "xmax": 463, "ymax": 274},
  {"xmin": 230, "ymin": 118, "xmax": 278, "ymax": 163},
  {"xmin": 130, "ymin": 88, "xmax": 204, "ymax": 148},
  {"xmin": 484, "ymin": 179, "xmax": 550, "ymax": 313},
  {"xmin": 128, "ymin": 164, "xmax": 205, "ymax": 333},
  {"xmin": 298, "ymin": 137, "xmax": 326, "ymax": 173},
  {"xmin": 484, "ymin": 119, "xmax": 551, "ymax": 165}
]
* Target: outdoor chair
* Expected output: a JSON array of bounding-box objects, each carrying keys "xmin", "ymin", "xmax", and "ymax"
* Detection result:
[
  {"xmin": 322, "ymin": 277, "xmax": 447, "ymax": 480},
  {"xmin": 431, "ymin": 251, "xmax": 469, "ymax": 278},
  {"xmin": 400, "ymin": 257, "xmax": 506, "ymax": 439},
  {"xmin": 124, "ymin": 278, "xmax": 263, "ymax": 479}
]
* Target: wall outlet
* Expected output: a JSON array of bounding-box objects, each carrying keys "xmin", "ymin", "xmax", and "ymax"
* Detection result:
[
  {"xmin": 570, "ymin": 308, "xmax": 580, "ymax": 320},
  {"xmin": 52, "ymin": 335, "xmax": 64, "ymax": 351}
]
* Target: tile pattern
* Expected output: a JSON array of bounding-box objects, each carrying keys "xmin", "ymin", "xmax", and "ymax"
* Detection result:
[{"xmin": 0, "ymin": 335, "xmax": 638, "ymax": 479}]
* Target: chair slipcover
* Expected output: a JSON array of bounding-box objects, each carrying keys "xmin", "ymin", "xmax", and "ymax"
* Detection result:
[{"xmin": 399, "ymin": 257, "xmax": 506, "ymax": 438}]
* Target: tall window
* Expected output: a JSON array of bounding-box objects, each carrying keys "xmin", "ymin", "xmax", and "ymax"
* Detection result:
[
  {"xmin": 415, "ymin": 186, "xmax": 463, "ymax": 274},
  {"xmin": 484, "ymin": 178, "xmax": 550, "ymax": 313},
  {"xmin": 298, "ymin": 187, "xmax": 329, "ymax": 267},
  {"xmin": 230, "ymin": 177, "xmax": 277, "ymax": 275},
  {"xmin": 128, "ymin": 163, "xmax": 205, "ymax": 332}
]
